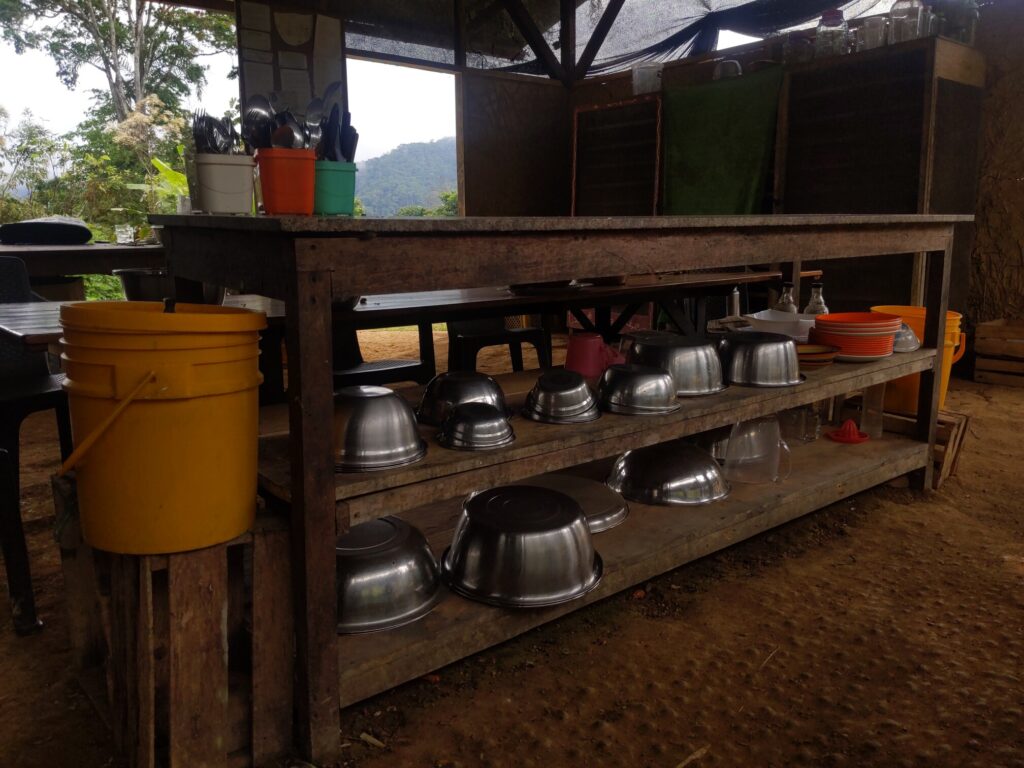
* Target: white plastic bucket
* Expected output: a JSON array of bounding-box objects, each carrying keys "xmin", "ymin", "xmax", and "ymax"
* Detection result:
[{"xmin": 195, "ymin": 154, "xmax": 255, "ymax": 214}]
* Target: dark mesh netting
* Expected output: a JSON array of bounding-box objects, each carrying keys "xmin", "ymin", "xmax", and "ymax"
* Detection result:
[{"xmin": 341, "ymin": 0, "xmax": 898, "ymax": 75}]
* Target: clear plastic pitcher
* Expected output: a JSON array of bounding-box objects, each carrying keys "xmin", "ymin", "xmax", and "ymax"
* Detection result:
[{"xmin": 724, "ymin": 416, "xmax": 792, "ymax": 484}]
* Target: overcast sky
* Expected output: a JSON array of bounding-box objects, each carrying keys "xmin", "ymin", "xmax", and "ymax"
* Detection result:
[{"xmin": 0, "ymin": 30, "xmax": 756, "ymax": 162}]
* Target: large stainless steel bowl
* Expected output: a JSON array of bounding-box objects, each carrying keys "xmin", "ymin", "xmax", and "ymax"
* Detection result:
[
  {"xmin": 720, "ymin": 332, "xmax": 803, "ymax": 387},
  {"xmin": 416, "ymin": 371, "xmax": 508, "ymax": 426},
  {"xmin": 437, "ymin": 402, "xmax": 515, "ymax": 451},
  {"xmin": 336, "ymin": 517, "xmax": 441, "ymax": 633},
  {"xmin": 607, "ymin": 441, "xmax": 729, "ymax": 505},
  {"xmin": 442, "ymin": 485, "xmax": 603, "ymax": 607},
  {"xmin": 334, "ymin": 385, "xmax": 427, "ymax": 471},
  {"xmin": 627, "ymin": 334, "xmax": 725, "ymax": 396},
  {"xmin": 520, "ymin": 473, "xmax": 629, "ymax": 533},
  {"xmin": 597, "ymin": 364, "xmax": 680, "ymax": 414},
  {"xmin": 522, "ymin": 369, "xmax": 600, "ymax": 423}
]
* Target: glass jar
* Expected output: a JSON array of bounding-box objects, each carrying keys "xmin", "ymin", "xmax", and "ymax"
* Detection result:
[
  {"xmin": 890, "ymin": 0, "xmax": 925, "ymax": 42},
  {"xmin": 933, "ymin": 0, "xmax": 979, "ymax": 44},
  {"xmin": 802, "ymin": 282, "xmax": 830, "ymax": 315},
  {"xmin": 774, "ymin": 282, "xmax": 799, "ymax": 313},
  {"xmin": 815, "ymin": 9, "xmax": 849, "ymax": 58}
]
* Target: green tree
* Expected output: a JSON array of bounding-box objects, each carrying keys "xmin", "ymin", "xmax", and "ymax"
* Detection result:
[
  {"xmin": 0, "ymin": 0, "xmax": 234, "ymax": 119},
  {"xmin": 395, "ymin": 190, "xmax": 458, "ymax": 218},
  {"xmin": 0, "ymin": 107, "xmax": 67, "ymax": 222}
]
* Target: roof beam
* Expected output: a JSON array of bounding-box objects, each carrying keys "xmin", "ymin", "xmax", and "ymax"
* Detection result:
[
  {"xmin": 560, "ymin": 0, "xmax": 575, "ymax": 81},
  {"xmin": 151, "ymin": 0, "xmax": 234, "ymax": 13},
  {"xmin": 575, "ymin": 0, "xmax": 625, "ymax": 79},
  {"xmin": 500, "ymin": 0, "xmax": 568, "ymax": 85}
]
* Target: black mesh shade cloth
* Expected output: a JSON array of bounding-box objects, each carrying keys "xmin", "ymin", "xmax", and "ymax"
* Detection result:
[{"xmin": 340, "ymin": 0, "xmax": 896, "ymax": 75}]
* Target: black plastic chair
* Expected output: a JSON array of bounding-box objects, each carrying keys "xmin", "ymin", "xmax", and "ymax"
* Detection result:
[
  {"xmin": 0, "ymin": 256, "xmax": 73, "ymax": 635},
  {"xmin": 446, "ymin": 317, "xmax": 552, "ymax": 373}
]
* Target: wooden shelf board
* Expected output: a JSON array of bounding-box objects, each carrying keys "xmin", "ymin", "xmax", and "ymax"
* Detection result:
[
  {"xmin": 258, "ymin": 350, "xmax": 935, "ymax": 524},
  {"xmin": 336, "ymin": 433, "xmax": 928, "ymax": 708}
]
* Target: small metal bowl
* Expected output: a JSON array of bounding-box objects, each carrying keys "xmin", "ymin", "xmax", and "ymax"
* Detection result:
[
  {"xmin": 416, "ymin": 371, "xmax": 508, "ymax": 426},
  {"xmin": 442, "ymin": 485, "xmax": 603, "ymax": 608},
  {"xmin": 627, "ymin": 334, "xmax": 725, "ymax": 396},
  {"xmin": 521, "ymin": 402, "xmax": 601, "ymax": 425},
  {"xmin": 336, "ymin": 516, "xmax": 442, "ymax": 634},
  {"xmin": 597, "ymin": 364, "xmax": 680, "ymax": 414},
  {"xmin": 523, "ymin": 369, "xmax": 598, "ymax": 420},
  {"xmin": 334, "ymin": 385, "xmax": 427, "ymax": 472},
  {"xmin": 607, "ymin": 441, "xmax": 730, "ymax": 506},
  {"xmin": 719, "ymin": 332, "xmax": 803, "ymax": 387},
  {"xmin": 520, "ymin": 473, "xmax": 629, "ymax": 533},
  {"xmin": 437, "ymin": 402, "xmax": 515, "ymax": 451}
]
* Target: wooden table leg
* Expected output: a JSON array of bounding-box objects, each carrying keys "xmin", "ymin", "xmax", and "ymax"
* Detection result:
[
  {"xmin": 911, "ymin": 244, "xmax": 952, "ymax": 491},
  {"xmin": 285, "ymin": 269, "xmax": 341, "ymax": 763}
]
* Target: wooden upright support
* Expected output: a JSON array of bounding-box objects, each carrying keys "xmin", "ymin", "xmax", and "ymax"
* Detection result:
[{"xmin": 285, "ymin": 268, "xmax": 341, "ymax": 763}]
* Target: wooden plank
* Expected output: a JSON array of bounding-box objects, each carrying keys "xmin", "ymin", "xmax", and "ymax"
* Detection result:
[
  {"xmin": 0, "ymin": 243, "xmax": 164, "ymax": 277},
  {"xmin": 499, "ymin": 0, "xmax": 567, "ymax": 83},
  {"xmin": 251, "ymin": 529, "xmax": 294, "ymax": 767},
  {"xmin": 336, "ymin": 435, "xmax": 929, "ymax": 708},
  {"xmin": 168, "ymin": 547, "xmax": 228, "ymax": 768},
  {"xmin": 975, "ymin": 318, "xmax": 1024, "ymax": 340},
  {"xmin": 911, "ymin": 245, "xmax": 952, "ymax": 490},
  {"xmin": 256, "ymin": 350, "xmax": 936, "ymax": 516},
  {"xmin": 285, "ymin": 269, "xmax": 340, "ymax": 764},
  {"xmin": 136, "ymin": 558, "xmax": 156, "ymax": 768},
  {"xmin": 52, "ymin": 474, "xmax": 106, "ymax": 671},
  {"xmin": 974, "ymin": 356, "xmax": 1024, "ymax": 374},
  {"xmin": 933, "ymin": 37, "xmax": 986, "ymax": 87},
  {"xmin": 975, "ymin": 338, "xmax": 1024, "ymax": 360},
  {"xmin": 296, "ymin": 226, "xmax": 955, "ymax": 296},
  {"xmin": 975, "ymin": 370, "xmax": 1024, "ymax": 388}
]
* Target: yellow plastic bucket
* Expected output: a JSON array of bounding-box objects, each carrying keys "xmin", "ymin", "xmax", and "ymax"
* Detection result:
[
  {"xmin": 871, "ymin": 305, "xmax": 965, "ymax": 415},
  {"xmin": 59, "ymin": 301, "xmax": 267, "ymax": 554}
]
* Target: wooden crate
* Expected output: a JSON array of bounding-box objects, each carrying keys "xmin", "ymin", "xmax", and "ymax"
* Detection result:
[
  {"xmin": 975, "ymin": 319, "xmax": 1024, "ymax": 387},
  {"xmin": 874, "ymin": 410, "xmax": 970, "ymax": 489},
  {"xmin": 52, "ymin": 476, "xmax": 294, "ymax": 768}
]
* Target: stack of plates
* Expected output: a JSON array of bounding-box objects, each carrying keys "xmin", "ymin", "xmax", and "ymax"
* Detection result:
[
  {"xmin": 810, "ymin": 312, "xmax": 901, "ymax": 362},
  {"xmin": 796, "ymin": 344, "xmax": 841, "ymax": 369}
]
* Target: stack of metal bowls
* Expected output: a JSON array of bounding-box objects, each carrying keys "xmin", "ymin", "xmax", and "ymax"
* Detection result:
[
  {"xmin": 437, "ymin": 402, "xmax": 515, "ymax": 451},
  {"xmin": 607, "ymin": 440, "xmax": 729, "ymax": 505},
  {"xmin": 336, "ymin": 516, "xmax": 442, "ymax": 633},
  {"xmin": 597, "ymin": 364, "xmax": 680, "ymax": 415},
  {"xmin": 522, "ymin": 369, "xmax": 600, "ymax": 424},
  {"xmin": 442, "ymin": 485, "xmax": 603, "ymax": 607},
  {"xmin": 627, "ymin": 334, "xmax": 726, "ymax": 396},
  {"xmin": 334, "ymin": 385, "xmax": 427, "ymax": 472},
  {"xmin": 416, "ymin": 371, "xmax": 509, "ymax": 426},
  {"xmin": 520, "ymin": 473, "xmax": 629, "ymax": 533},
  {"xmin": 719, "ymin": 332, "xmax": 803, "ymax": 387}
]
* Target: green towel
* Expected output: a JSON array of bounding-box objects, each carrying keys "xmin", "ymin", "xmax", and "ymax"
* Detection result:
[{"xmin": 662, "ymin": 67, "xmax": 784, "ymax": 215}]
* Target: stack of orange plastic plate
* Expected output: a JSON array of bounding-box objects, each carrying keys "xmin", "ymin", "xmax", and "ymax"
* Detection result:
[{"xmin": 810, "ymin": 312, "xmax": 901, "ymax": 362}]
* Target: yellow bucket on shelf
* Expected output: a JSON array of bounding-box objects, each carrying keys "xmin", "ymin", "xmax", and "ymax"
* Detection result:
[
  {"xmin": 59, "ymin": 301, "xmax": 266, "ymax": 554},
  {"xmin": 870, "ymin": 305, "xmax": 965, "ymax": 415}
]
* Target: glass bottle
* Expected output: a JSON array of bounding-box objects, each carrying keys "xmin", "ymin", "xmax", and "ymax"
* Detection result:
[
  {"xmin": 802, "ymin": 282, "xmax": 830, "ymax": 315},
  {"xmin": 815, "ymin": 9, "xmax": 849, "ymax": 58},
  {"xmin": 774, "ymin": 282, "xmax": 799, "ymax": 313},
  {"xmin": 933, "ymin": 0, "xmax": 978, "ymax": 44}
]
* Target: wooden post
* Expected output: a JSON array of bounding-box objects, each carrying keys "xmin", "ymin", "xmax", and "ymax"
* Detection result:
[
  {"xmin": 560, "ymin": 0, "xmax": 575, "ymax": 82},
  {"xmin": 576, "ymin": 0, "xmax": 626, "ymax": 79},
  {"xmin": 453, "ymin": 0, "xmax": 466, "ymax": 68},
  {"xmin": 285, "ymin": 269, "xmax": 340, "ymax": 763},
  {"xmin": 911, "ymin": 243, "xmax": 952, "ymax": 490}
]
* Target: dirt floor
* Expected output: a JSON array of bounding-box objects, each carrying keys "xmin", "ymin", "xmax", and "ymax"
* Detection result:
[{"xmin": 2, "ymin": 330, "xmax": 1023, "ymax": 768}]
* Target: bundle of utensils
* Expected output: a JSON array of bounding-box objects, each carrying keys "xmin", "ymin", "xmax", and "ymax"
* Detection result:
[
  {"xmin": 240, "ymin": 93, "xmax": 358, "ymax": 162},
  {"xmin": 192, "ymin": 110, "xmax": 241, "ymax": 154}
]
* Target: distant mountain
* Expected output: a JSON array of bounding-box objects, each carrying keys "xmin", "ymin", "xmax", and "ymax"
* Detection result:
[{"xmin": 356, "ymin": 137, "xmax": 457, "ymax": 217}]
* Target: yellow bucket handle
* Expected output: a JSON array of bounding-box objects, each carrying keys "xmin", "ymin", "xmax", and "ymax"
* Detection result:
[
  {"xmin": 950, "ymin": 332, "xmax": 966, "ymax": 364},
  {"xmin": 59, "ymin": 370, "xmax": 157, "ymax": 477}
]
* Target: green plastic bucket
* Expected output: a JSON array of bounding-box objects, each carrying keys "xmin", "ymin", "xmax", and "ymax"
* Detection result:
[{"xmin": 314, "ymin": 161, "xmax": 357, "ymax": 215}]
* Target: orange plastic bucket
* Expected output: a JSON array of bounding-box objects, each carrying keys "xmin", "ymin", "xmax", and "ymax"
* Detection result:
[
  {"xmin": 256, "ymin": 148, "xmax": 315, "ymax": 215},
  {"xmin": 871, "ymin": 305, "xmax": 965, "ymax": 415}
]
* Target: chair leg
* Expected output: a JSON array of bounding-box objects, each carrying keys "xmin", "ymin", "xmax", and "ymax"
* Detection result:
[
  {"xmin": 0, "ymin": 432, "xmax": 42, "ymax": 635},
  {"xmin": 55, "ymin": 397, "xmax": 73, "ymax": 462},
  {"xmin": 536, "ymin": 335, "xmax": 552, "ymax": 369},
  {"xmin": 509, "ymin": 343, "xmax": 524, "ymax": 372}
]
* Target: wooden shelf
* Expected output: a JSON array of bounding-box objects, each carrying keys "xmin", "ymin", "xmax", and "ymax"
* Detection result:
[
  {"xmin": 258, "ymin": 349, "xmax": 935, "ymax": 524},
  {"xmin": 336, "ymin": 433, "xmax": 929, "ymax": 708}
]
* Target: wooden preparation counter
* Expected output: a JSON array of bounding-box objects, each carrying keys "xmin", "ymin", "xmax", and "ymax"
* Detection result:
[{"xmin": 150, "ymin": 213, "xmax": 966, "ymax": 765}]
